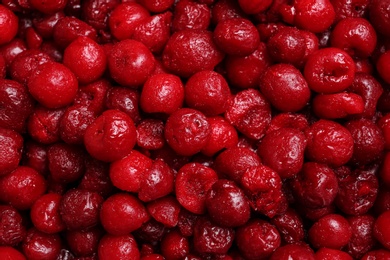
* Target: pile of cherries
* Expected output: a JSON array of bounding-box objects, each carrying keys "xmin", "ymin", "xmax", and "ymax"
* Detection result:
[{"xmin": 1, "ymin": 0, "xmax": 390, "ymax": 259}]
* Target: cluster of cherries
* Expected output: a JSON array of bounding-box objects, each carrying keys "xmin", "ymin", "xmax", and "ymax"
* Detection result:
[{"xmin": 1, "ymin": 0, "xmax": 390, "ymax": 259}]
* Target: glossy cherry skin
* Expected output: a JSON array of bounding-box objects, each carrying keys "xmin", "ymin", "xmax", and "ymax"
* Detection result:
[
  {"xmin": 258, "ymin": 127, "xmax": 306, "ymax": 179},
  {"xmin": 175, "ymin": 163, "xmax": 218, "ymax": 214},
  {"xmin": 201, "ymin": 116, "xmax": 238, "ymax": 157},
  {"xmin": 0, "ymin": 128, "xmax": 23, "ymax": 176},
  {"xmin": 373, "ymin": 210, "xmax": 390, "ymax": 250},
  {"xmin": 331, "ymin": 17, "xmax": 377, "ymax": 58},
  {"xmin": 308, "ymin": 214, "xmax": 352, "ymax": 249},
  {"xmin": 22, "ymin": 228, "xmax": 62, "ymax": 260},
  {"xmin": 213, "ymin": 18, "xmax": 259, "ymax": 56},
  {"xmin": 345, "ymin": 119, "xmax": 385, "ymax": 166},
  {"xmin": 136, "ymin": 119, "xmax": 165, "ymax": 150},
  {"xmin": 0, "ymin": 166, "xmax": 46, "ymax": 210},
  {"xmin": 66, "ymin": 227, "xmax": 103, "ymax": 257},
  {"xmin": 0, "ymin": 205, "xmax": 26, "ymax": 246},
  {"xmin": 140, "ymin": 73, "xmax": 184, "ymax": 115},
  {"xmin": 108, "ymin": 39, "xmax": 155, "ymax": 88},
  {"xmin": 205, "ymin": 179, "xmax": 250, "ymax": 227},
  {"xmin": 28, "ymin": 62, "xmax": 78, "ymax": 109},
  {"xmin": 63, "ymin": 36, "xmax": 107, "ymax": 84},
  {"xmin": 84, "ymin": 109, "xmax": 136, "ymax": 162},
  {"xmin": 241, "ymin": 165, "xmax": 287, "ymax": 218},
  {"xmin": 100, "ymin": 193, "xmax": 149, "ymax": 235},
  {"xmin": 164, "ymin": 108, "xmax": 210, "ymax": 156},
  {"xmin": 305, "ymin": 120, "xmax": 354, "ymax": 167},
  {"xmin": 331, "ymin": 0, "xmax": 370, "ymax": 23},
  {"xmin": 193, "ymin": 217, "xmax": 234, "ymax": 254},
  {"xmin": 137, "ymin": 0, "xmax": 174, "ymax": 13},
  {"xmin": 225, "ymin": 89, "xmax": 271, "ymax": 140},
  {"xmin": 292, "ymin": 162, "xmax": 339, "ymax": 209},
  {"xmin": 270, "ymin": 243, "xmax": 315, "ymax": 260},
  {"xmin": 0, "ymin": 246, "xmax": 26, "ymax": 260},
  {"xmin": 105, "ymin": 86, "xmax": 140, "ymax": 124},
  {"xmin": 172, "ymin": 0, "xmax": 211, "ymax": 32},
  {"xmin": 162, "ymin": 29, "xmax": 224, "ymax": 78},
  {"xmin": 98, "ymin": 234, "xmax": 140, "ymax": 260},
  {"xmin": 336, "ymin": 166, "xmax": 378, "ymax": 215},
  {"xmin": 60, "ymin": 189, "xmax": 103, "ymax": 231},
  {"xmin": 280, "ymin": 0, "xmax": 335, "ymax": 33},
  {"xmin": 377, "ymin": 51, "xmax": 390, "ymax": 84},
  {"xmin": 369, "ymin": 0, "xmax": 390, "ymax": 37},
  {"xmin": 109, "ymin": 150, "xmax": 152, "ymax": 193},
  {"xmin": 259, "ymin": 63, "xmax": 310, "ymax": 112},
  {"xmin": 346, "ymin": 215, "xmax": 376, "ymax": 258},
  {"xmin": 315, "ymin": 248, "xmax": 353, "ymax": 260},
  {"xmin": 214, "ymin": 147, "xmax": 261, "ymax": 182},
  {"xmin": 81, "ymin": 0, "xmax": 120, "ymax": 32},
  {"xmin": 108, "ymin": 2, "xmax": 149, "ymax": 40},
  {"xmin": 271, "ymin": 208, "xmax": 305, "ymax": 243},
  {"xmin": 304, "ymin": 47, "xmax": 355, "ymax": 93},
  {"xmin": 236, "ymin": 219, "xmax": 281, "ymax": 260},
  {"xmin": 225, "ymin": 42, "xmax": 270, "ymax": 89},
  {"xmin": 267, "ymin": 27, "xmax": 306, "ymax": 67},
  {"xmin": 146, "ymin": 196, "xmax": 181, "ymax": 228},
  {"xmin": 185, "ymin": 70, "xmax": 231, "ymax": 116},
  {"xmin": 0, "ymin": 79, "xmax": 35, "ymax": 133},
  {"xmin": 30, "ymin": 193, "xmax": 65, "ymax": 234},
  {"xmin": 0, "ymin": 4, "xmax": 18, "ymax": 45}
]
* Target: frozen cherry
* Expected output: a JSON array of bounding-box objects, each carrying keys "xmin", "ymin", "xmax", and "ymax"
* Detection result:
[
  {"xmin": 175, "ymin": 163, "xmax": 218, "ymax": 214},
  {"xmin": 185, "ymin": 70, "xmax": 231, "ymax": 116},
  {"xmin": 241, "ymin": 165, "xmax": 287, "ymax": 217},
  {"xmin": 214, "ymin": 147, "xmax": 261, "ymax": 183},
  {"xmin": 376, "ymin": 51, "xmax": 390, "ymax": 84},
  {"xmin": 162, "ymin": 29, "xmax": 224, "ymax": 78},
  {"xmin": 172, "ymin": 0, "xmax": 211, "ymax": 32},
  {"xmin": 109, "ymin": 150, "xmax": 152, "ymax": 193},
  {"xmin": 225, "ymin": 89, "xmax": 271, "ymax": 140},
  {"xmin": 108, "ymin": 2, "xmax": 149, "ymax": 41},
  {"xmin": 0, "ymin": 205, "xmax": 26, "ymax": 246},
  {"xmin": 369, "ymin": 0, "xmax": 390, "ymax": 37},
  {"xmin": 267, "ymin": 27, "xmax": 306, "ymax": 67},
  {"xmin": 47, "ymin": 142, "xmax": 85, "ymax": 184},
  {"xmin": 146, "ymin": 196, "xmax": 181, "ymax": 228},
  {"xmin": 259, "ymin": 63, "xmax": 310, "ymax": 112},
  {"xmin": 137, "ymin": 0, "xmax": 174, "ymax": 13},
  {"xmin": 193, "ymin": 217, "xmax": 234, "ymax": 255},
  {"xmin": 330, "ymin": 17, "xmax": 377, "ymax": 58},
  {"xmin": 0, "ymin": 79, "xmax": 35, "ymax": 133},
  {"xmin": 84, "ymin": 109, "xmax": 136, "ymax": 162},
  {"xmin": 205, "ymin": 179, "xmax": 250, "ymax": 227},
  {"xmin": 304, "ymin": 120, "xmax": 354, "ymax": 167},
  {"xmin": 258, "ymin": 127, "xmax": 306, "ymax": 179},
  {"xmin": 346, "ymin": 215, "xmax": 375, "ymax": 258},
  {"xmin": 30, "ymin": 193, "xmax": 65, "ymax": 234},
  {"xmin": 213, "ymin": 18, "xmax": 259, "ymax": 56},
  {"xmin": 0, "ymin": 128, "xmax": 23, "ymax": 176},
  {"xmin": 63, "ymin": 36, "xmax": 107, "ymax": 84},
  {"xmin": 138, "ymin": 159, "xmax": 174, "ymax": 202},
  {"xmin": 304, "ymin": 47, "xmax": 355, "ymax": 93},
  {"xmin": 336, "ymin": 166, "xmax": 378, "ymax": 215},
  {"xmin": 65, "ymin": 227, "xmax": 103, "ymax": 257},
  {"xmin": 0, "ymin": 166, "xmax": 46, "ymax": 210},
  {"xmin": 100, "ymin": 193, "xmax": 149, "ymax": 235},
  {"xmin": 160, "ymin": 229, "xmax": 189, "ymax": 260},
  {"xmin": 270, "ymin": 243, "xmax": 315, "ymax": 260},
  {"xmin": 345, "ymin": 119, "xmax": 385, "ymax": 166},
  {"xmin": 140, "ymin": 73, "xmax": 184, "ymax": 115},
  {"xmin": 0, "ymin": 4, "xmax": 18, "ymax": 45},
  {"xmin": 308, "ymin": 214, "xmax": 352, "ymax": 249},
  {"xmin": 136, "ymin": 119, "xmax": 165, "ymax": 150},
  {"xmin": 27, "ymin": 62, "xmax": 78, "ymax": 109},
  {"xmin": 271, "ymin": 208, "xmax": 305, "ymax": 243},
  {"xmin": 201, "ymin": 116, "xmax": 238, "ymax": 157},
  {"xmin": 60, "ymin": 189, "xmax": 103, "ymax": 230},
  {"xmin": 164, "ymin": 108, "xmax": 210, "ymax": 156},
  {"xmin": 236, "ymin": 219, "xmax": 281, "ymax": 260},
  {"xmin": 98, "ymin": 234, "xmax": 140, "ymax": 260},
  {"xmin": 315, "ymin": 248, "xmax": 353, "ymax": 260},
  {"xmin": 292, "ymin": 162, "xmax": 339, "ymax": 209},
  {"xmin": 105, "ymin": 86, "xmax": 140, "ymax": 123},
  {"xmin": 373, "ymin": 210, "xmax": 390, "ymax": 250},
  {"xmin": 22, "ymin": 228, "xmax": 62, "ymax": 260},
  {"xmin": 107, "ymin": 39, "xmax": 155, "ymax": 88},
  {"xmin": 225, "ymin": 42, "xmax": 270, "ymax": 89}
]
